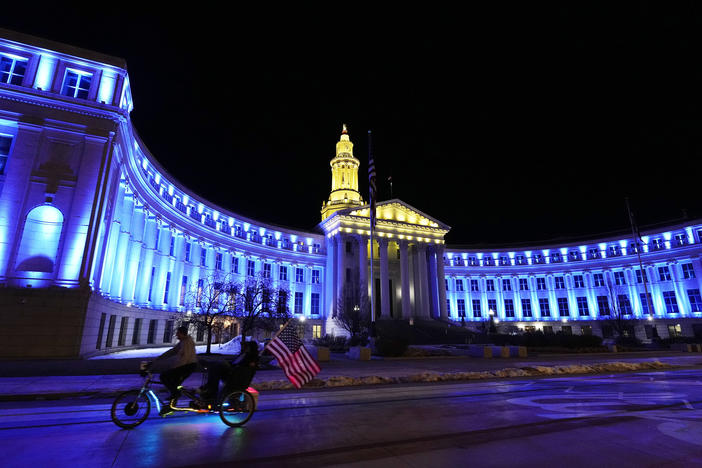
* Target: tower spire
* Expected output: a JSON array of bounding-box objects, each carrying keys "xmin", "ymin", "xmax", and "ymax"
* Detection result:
[{"xmin": 321, "ymin": 125, "xmax": 364, "ymax": 220}]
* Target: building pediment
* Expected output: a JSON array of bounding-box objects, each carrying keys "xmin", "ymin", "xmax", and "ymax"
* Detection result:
[{"xmin": 320, "ymin": 199, "xmax": 451, "ymax": 243}]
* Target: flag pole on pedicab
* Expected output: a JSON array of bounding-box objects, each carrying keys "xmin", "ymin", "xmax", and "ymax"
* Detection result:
[{"xmin": 264, "ymin": 318, "xmax": 321, "ymax": 389}]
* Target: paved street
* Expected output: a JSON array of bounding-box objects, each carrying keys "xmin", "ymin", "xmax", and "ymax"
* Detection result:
[{"xmin": 2, "ymin": 368, "xmax": 702, "ymax": 467}]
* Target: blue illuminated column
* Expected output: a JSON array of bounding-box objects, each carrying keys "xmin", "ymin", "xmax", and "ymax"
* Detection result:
[
  {"xmin": 134, "ymin": 215, "xmax": 157, "ymax": 304},
  {"xmin": 304, "ymin": 265, "xmax": 312, "ymax": 317},
  {"xmin": 625, "ymin": 268, "xmax": 640, "ymax": 317},
  {"xmin": 583, "ymin": 272, "xmax": 597, "ymax": 319},
  {"xmin": 356, "ymin": 235, "xmax": 368, "ymax": 299},
  {"xmin": 547, "ymin": 274, "xmax": 558, "ymax": 321},
  {"xmin": 399, "ymin": 240, "xmax": 411, "ymax": 320},
  {"xmin": 436, "ymin": 245, "xmax": 448, "ymax": 320},
  {"xmin": 480, "ymin": 276, "xmax": 489, "ymax": 319},
  {"xmin": 169, "ymin": 233, "xmax": 186, "ymax": 307},
  {"xmin": 495, "ymin": 275, "xmax": 504, "ymax": 320},
  {"xmin": 564, "ymin": 273, "xmax": 577, "ymax": 320},
  {"xmin": 110, "ymin": 192, "xmax": 135, "ymax": 298},
  {"xmin": 512, "ymin": 275, "xmax": 523, "ymax": 321},
  {"xmin": 669, "ymin": 261, "xmax": 687, "ymax": 316},
  {"xmin": 335, "ymin": 235, "xmax": 345, "ymax": 316},
  {"xmin": 324, "ymin": 238, "xmax": 335, "ymax": 320},
  {"xmin": 528, "ymin": 276, "xmax": 539, "ymax": 320},
  {"xmin": 122, "ymin": 204, "xmax": 145, "ymax": 302},
  {"xmin": 647, "ymin": 265, "xmax": 664, "ymax": 317},
  {"xmin": 154, "ymin": 228, "xmax": 173, "ymax": 308},
  {"xmin": 99, "ymin": 180, "xmax": 126, "ymax": 293}
]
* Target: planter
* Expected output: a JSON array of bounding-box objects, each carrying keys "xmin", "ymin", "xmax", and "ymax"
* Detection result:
[
  {"xmin": 316, "ymin": 346, "xmax": 330, "ymax": 362},
  {"xmin": 348, "ymin": 346, "xmax": 371, "ymax": 361}
]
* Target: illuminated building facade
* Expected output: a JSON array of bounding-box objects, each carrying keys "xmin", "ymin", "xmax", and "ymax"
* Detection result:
[{"xmin": 0, "ymin": 30, "xmax": 701, "ymax": 358}]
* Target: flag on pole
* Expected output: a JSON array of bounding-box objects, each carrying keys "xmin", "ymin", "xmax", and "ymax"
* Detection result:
[
  {"xmin": 368, "ymin": 130, "xmax": 377, "ymax": 229},
  {"xmin": 268, "ymin": 323, "xmax": 321, "ymax": 389}
]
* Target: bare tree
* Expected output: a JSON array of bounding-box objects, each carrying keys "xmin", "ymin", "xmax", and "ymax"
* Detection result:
[
  {"xmin": 231, "ymin": 274, "xmax": 291, "ymax": 338},
  {"xmin": 334, "ymin": 279, "xmax": 371, "ymax": 345},
  {"xmin": 182, "ymin": 273, "xmax": 238, "ymax": 354},
  {"xmin": 602, "ymin": 277, "xmax": 636, "ymax": 340}
]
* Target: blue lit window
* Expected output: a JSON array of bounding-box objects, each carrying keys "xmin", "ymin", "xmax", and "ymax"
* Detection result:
[
  {"xmin": 573, "ymin": 275, "xmax": 584, "ymax": 288},
  {"xmin": 554, "ymin": 276, "xmax": 565, "ymax": 289},
  {"xmin": 519, "ymin": 278, "xmax": 529, "ymax": 291},
  {"xmin": 311, "ymin": 293, "xmax": 320, "ymax": 315},
  {"xmin": 618, "ymin": 294, "xmax": 632, "ymax": 315},
  {"xmin": 163, "ymin": 272, "xmax": 171, "ymax": 304},
  {"xmin": 247, "ymin": 260, "xmax": 255, "ymax": 277},
  {"xmin": 169, "ymin": 237, "xmax": 175, "ymax": 257},
  {"xmin": 651, "ymin": 239, "xmax": 664, "ymax": 251},
  {"xmin": 635, "ymin": 269, "xmax": 648, "ymax": 284},
  {"xmin": 557, "ymin": 297, "xmax": 569, "ymax": 317},
  {"xmin": 533, "ymin": 254, "xmax": 544, "ymax": 264},
  {"xmin": 502, "ymin": 279, "xmax": 512, "ymax": 291},
  {"xmin": 504, "ymin": 299, "xmax": 515, "ymax": 318},
  {"xmin": 675, "ymin": 234, "xmax": 688, "ymax": 246},
  {"xmin": 294, "ymin": 292, "xmax": 304, "ymax": 314},
  {"xmin": 154, "ymin": 228, "xmax": 161, "ymax": 251},
  {"xmin": 0, "ymin": 134, "xmax": 12, "ymax": 174},
  {"xmin": 593, "ymin": 273, "xmax": 605, "ymax": 287},
  {"xmin": 522, "ymin": 298, "xmax": 532, "ymax": 317},
  {"xmin": 456, "ymin": 279, "xmax": 464, "ymax": 291},
  {"xmin": 536, "ymin": 277, "xmax": 546, "ymax": 290},
  {"xmin": 486, "ymin": 279, "xmax": 495, "ymax": 291},
  {"xmin": 487, "ymin": 299, "xmax": 497, "ymax": 314},
  {"xmin": 312, "ymin": 269, "xmax": 320, "ymax": 284},
  {"xmin": 472, "ymin": 299, "xmax": 482, "ymax": 318},
  {"xmin": 539, "ymin": 298, "xmax": 550, "ymax": 317},
  {"xmin": 231, "ymin": 256, "xmax": 239, "ymax": 274},
  {"xmin": 663, "ymin": 291, "xmax": 679, "ymax": 314},
  {"xmin": 457, "ymin": 299, "xmax": 466, "ymax": 317},
  {"xmin": 445, "ymin": 278, "xmax": 449, "ymax": 290},
  {"xmin": 216, "ymin": 253, "xmax": 223, "ymax": 271},
  {"xmin": 658, "ymin": 266, "xmax": 671, "ymax": 281},
  {"xmin": 148, "ymin": 267, "xmax": 156, "ymax": 302},
  {"xmin": 577, "ymin": 297, "xmax": 589, "ymax": 316},
  {"xmin": 185, "ymin": 242, "xmax": 191, "ymax": 262},
  {"xmin": 296, "ymin": 267, "xmax": 304, "ymax": 283},
  {"xmin": 0, "ymin": 54, "xmax": 27, "ymax": 85},
  {"xmin": 687, "ymin": 289, "xmax": 702, "ymax": 312},
  {"xmin": 179, "ymin": 275, "xmax": 188, "ymax": 306},
  {"xmin": 263, "ymin": 262, "xmax": 271, "ymax": 278},
  {"xmin": 682, "ymin": 263, "xmax": 696, "ymax": 280},
  {"xmin": 279, "ymin": 265, "xmax": 288, "ymax": 281},
  {"xmin": 61, "ymin": 69, "xmax": 92, "ymax": 99},
  {"xmin": 470, "ymin": 279, "xmax": 480, "ymax": 292},
  {"xmin": 200, "ymin": 248, "xmax": 207, "ymax": 267},
  {"xmin": 588, "ymin": 248, "xmax": 600, "ymax": 259},
  {"xmin": 597, "ymin": 296, "xmax": 610, "ymax": 316},
  {"xmin": 446, "ymin": 299, "xmax": 451, "ymax": 316},
  {"xmin": 614, "ymin": 271, "xmax": 626, "ymax": 286},
  {"xmin": 568, "ymin": 251, "xmax": 581, "ymax": 261},
  {"xmin": 640, "ymin": 292, "xmax": 653, "ymax": 314}
]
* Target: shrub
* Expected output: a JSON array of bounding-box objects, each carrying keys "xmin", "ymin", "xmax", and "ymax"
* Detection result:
[
  {"xmin": 374, "ymin": 336, "xmax": 409, "ymax": 357},
  {"xmin": 312, "ymin": 335, "xmax": 349, "ymax": 353}
]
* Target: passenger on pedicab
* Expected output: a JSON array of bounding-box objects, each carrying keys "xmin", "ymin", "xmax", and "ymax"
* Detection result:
[{"xmin": 197, "ymin": 340, "xmax": 259, "ymax": 405}]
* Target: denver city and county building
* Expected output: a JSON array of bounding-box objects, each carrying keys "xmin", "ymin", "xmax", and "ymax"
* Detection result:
[{"xmin": 1, "ymin": 29, "xmax": 701, "ymax": 358}]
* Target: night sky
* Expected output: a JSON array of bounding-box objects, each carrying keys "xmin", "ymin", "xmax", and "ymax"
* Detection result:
[{"xmin": 3, "ymin": 5, "xmax": 702, "ymax": 245}]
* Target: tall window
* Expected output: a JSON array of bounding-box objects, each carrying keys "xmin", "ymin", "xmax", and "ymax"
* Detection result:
[
  {"xmin": 312, "ymin": 269, "xmax": 320, "ymax": 284},
  {"xmin": 635, "ymin": 269, "xmax": 648, "ymax": 284},
  {"xmin": 263, "ymin": 262, "xmax": 271, "ymax": 278},
  {"xmin": 687, "ymin": 289, "xmax": 702, "ymax": 312},
  {"xmin": 519, "ymin": 278, "xmax": 529, "ymax": 291},
  {"xmin": 640, "ymin": 292, "xmax": 653, "ymax": 315},
  {"xmin": 311, "ymin": 293, "xmax": 320, "ymax": 315},
  {"xmin": 659, "ymin": 266, "xmax": 672, "ymax": 281},
  {"xmin": 502, "ymin": 279, "xmax": 512, "ymax": 291},
  {"xmin": 617, "ymin": 294, "xmax": 633, "ymax": 315},
  {"xmin": 472, "ymin": 299, "xmax": 482, "ymax": 318},
  {"xmin": 504, "ymin": 299, "xmax": 515, "ymax": 318},
  {"xmin": 471, "ymin": 279, "xmax": 480, "ymax": 292},
  {"xmin": 61, "ymin": 69, "xmax": 92, "ymax": 99},
  {"xmin": 0, "ymin": 134, "xmax": 12, "ymax": 175},
  {"xmin": 179, "ymin": 275, "xmax": 188, "ymax": 306},
  {"xmin": 279, "ymin": 265, "xmax": 288, "ymax": 281},
  {"xmin": 557, "ymin": 297, "xmax": 569, "ymax": 317},
  {"xmin": 296, "ymin": 267, "xmax": 304, "ymax": 283},
  {"xmin": 163, "ymin": 320, "xmax": 174, "ymax": 343},
  {"xmin": 457, "ymin": 299, "xmax": 466, "ymax": 317},
  {"xmin": 147, "ymin": 267, "xmax": 156, "ymax": 302},
  {"xmin": 663, "ymin": 291, "xmax": 679, "ymax": 314},
  {"xmin": 536, "ymin": 277, "xmax": 546, "ymax": 290},
  {"xmin": 456, "ymin": 279, "xmax": 464, "ymax": 291},
  {"xmin": 0, "ymin": 54, "xmax": 27, "ymax": 85},
  {"xmin": 614, "ymin": 271, "xmax": 626, "ymax": 286},
  {"xmin": 247, "ymin": 259, "xmax": 255, "ymax": 276},
  {"xmin": 573, "ymin": 275, "xmax": 584, "ymax": 288},
  {"xmin": 522, "ymin": 298, "xmax": 532, "ymax": 317},
  {"xmin": 539, "ymin": 298, "xmax": 550, "ymax": 317},
  {"xmin": 682, "ymin": 263, "xmax": 696, "ymax": 280},
  {"xmin": 294, "ymin": 292, "xmax": 304, "ymax": 314},
  {"xmin": 200, "ymin": 248, "xmax": 207, "ymax": 267},
  {"xmin": 163, "ymin": 272, "xmax": 171, "ymax": 304},
  {"xmin": 486, "ymin": 279, "xmax": 495, "ymax": 292},
  {"xmin": 554, "ymin": 277, "xmax": 565, "ymax": 289},
  {"xmin": 577, "ymin": 297, "xmax": 589, "ymax": 316},
  {"xmin": 231, "ymin": 256, "xmax": 239, "ymax": 274},
  {"xmin": 593, "ymin": 273, "xmax": 605, "ymax": 287},
  {"xmin": 597, "ymin": 296, "xmax": 609, "ymax": 316},
  {"xmin": 216, "ymin": 253, "xmax": 223, "ymax": 271},
  {"xmin": 185, "ymin": 242, "xmax": 191, "ymax": 262}
]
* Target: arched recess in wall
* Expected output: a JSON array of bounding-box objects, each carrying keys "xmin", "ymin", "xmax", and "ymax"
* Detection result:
[{"xmin": 15, "ymin": 205, "xmax": 64, "ymax": 273}]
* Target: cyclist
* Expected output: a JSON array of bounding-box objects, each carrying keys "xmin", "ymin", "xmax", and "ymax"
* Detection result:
[
  {"xmin": 198, "ymin": 340, "xmax": 259, "ymax": 404},
  {"xmin": 154, "ymin": 325, "xmax": 198, "ymax": 415}
]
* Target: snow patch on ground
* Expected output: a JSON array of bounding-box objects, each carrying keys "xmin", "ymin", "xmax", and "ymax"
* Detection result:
[{"xmin": 90, "ymin": 336, "xmax": 243, "ymax": 359}]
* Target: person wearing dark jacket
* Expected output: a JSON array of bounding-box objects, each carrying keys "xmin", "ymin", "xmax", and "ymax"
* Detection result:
[{"xmin": 199, "ymin": 340, "xmax": 259, "ymax": 402}]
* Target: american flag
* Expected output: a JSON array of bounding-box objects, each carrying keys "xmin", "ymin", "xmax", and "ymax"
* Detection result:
[
  {"xmin": 268, "ymin": 323, "xmax": 321, "ymax": 389},
  {"xmin": 368, "ymin": 130, "xmax": 376, "ymax": 229}
]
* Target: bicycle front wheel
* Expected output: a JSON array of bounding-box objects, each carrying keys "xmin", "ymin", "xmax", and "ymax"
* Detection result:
[
  {"xmin": 111, "ymin": 390, "xmax": 151, "ymax": 429},
  {"xmin": 219, "ymin": 390, "xmax": 255, "ymax": 427}
]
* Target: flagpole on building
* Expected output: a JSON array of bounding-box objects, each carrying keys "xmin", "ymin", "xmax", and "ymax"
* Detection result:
[
  {"xmin": 368, "ymin": 130, "xmax": 376, "ymax": 335},
  {"xmin": 626, "ymin": 197, "xmax": 654, "ymax": 320}
]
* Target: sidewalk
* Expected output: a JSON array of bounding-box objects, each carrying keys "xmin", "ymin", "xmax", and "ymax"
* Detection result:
[{"xmin": 2, "ymin": 350, "xmax": 701, "ymax": 401}]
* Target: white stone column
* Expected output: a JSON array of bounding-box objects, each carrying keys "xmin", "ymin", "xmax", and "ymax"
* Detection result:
[
  {"xmin": 399, "ymin": 241, "xmax": 411, "ymax": 320},
  {"xmin": 135, "ymin": 214, "xmax": 156, "ymax": 304},
  {"xmin": 335, "ymin": 235, "xmax": 345, "ymax": 317},
  {"xmin": 379, "ymin": 238, "xmax": 391, "ymax": 318},
  {"xmin": 122, "ymin": 204, "xmax": 145, "ymax": 303},
  {"xmin": 357, "ymin": 235, "xmax": 368, "ymax": 299},
  {"xmin": 109, "ymin": 192, "xmax": 134, "ymax": 299},
  {"xmin": 99, "ymin": 181, "xmax": 126, "ymax": 293},
  {"xmin": 427, "ymin": 246, "xmax": 439, "ymax": 318}
]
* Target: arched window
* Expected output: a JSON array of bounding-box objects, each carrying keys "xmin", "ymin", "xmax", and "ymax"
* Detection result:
[{"xmin": 15, "ymin": 205, "xmax": 64, "ymax": 273}]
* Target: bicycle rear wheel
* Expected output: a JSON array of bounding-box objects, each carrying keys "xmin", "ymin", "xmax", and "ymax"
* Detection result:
[
  {"xmin": 219, "ymin": 390, "xmax": 255, "ymax": 427},
  {"xmin": 111, "ymin": 390, "xmax": 151, "ymax": 429}
]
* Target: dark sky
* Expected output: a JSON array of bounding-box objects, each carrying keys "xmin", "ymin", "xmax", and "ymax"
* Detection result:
[{"xmin": 4, "ymin": 4, "xmax": 702, "ymax": 245}]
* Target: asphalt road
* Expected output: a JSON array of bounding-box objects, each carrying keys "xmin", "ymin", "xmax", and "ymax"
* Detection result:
[{"xmin": 2, "ymin": 369, "xmax": 702, "ymax": 467}]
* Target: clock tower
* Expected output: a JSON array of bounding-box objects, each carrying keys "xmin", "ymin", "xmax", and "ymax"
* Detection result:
[{"xmin": 321, "ymin": 125, "xmax": 364, "ymax": 220}]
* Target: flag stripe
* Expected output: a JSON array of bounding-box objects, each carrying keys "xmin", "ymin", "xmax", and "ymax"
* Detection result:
[{"xmin": 268, "ymin": 331, "xmax": 321, "ymax": 389}]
